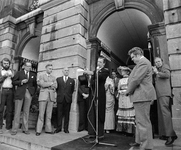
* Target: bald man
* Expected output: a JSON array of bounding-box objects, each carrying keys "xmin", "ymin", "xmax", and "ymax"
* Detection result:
[{"xmin": 54, "ymin": 67, "xmax": 75, "ymax": 134}]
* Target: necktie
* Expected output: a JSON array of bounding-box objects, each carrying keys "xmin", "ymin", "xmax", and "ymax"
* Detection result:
[
  {"xmin": 64, "ymin": 76, "xmax": 67, "ymax": 82},
  {"xmin": 25, "ymin": 71, "xmax": 29, "ymax": 79}
]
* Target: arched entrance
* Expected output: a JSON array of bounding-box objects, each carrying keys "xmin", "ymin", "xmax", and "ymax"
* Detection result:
[
  {"xmin": 87, "ymin": 0, "xmax": 165, "ymax": 135},
  {"xmin": 87, "ymin": 0, "xmax": 164, "ymax": 70}
]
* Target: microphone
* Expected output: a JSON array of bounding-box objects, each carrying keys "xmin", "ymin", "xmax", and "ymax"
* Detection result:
[{"xmin": 96, "ymin": 66, "xmax": 100, "ymax": 72}]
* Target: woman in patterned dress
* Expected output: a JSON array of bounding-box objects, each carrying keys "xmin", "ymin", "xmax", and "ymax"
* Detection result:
[
  {"xmin": 104, "ymin": 76, "xmax": 115, "ymax": 133},
  {"xmin": 116, "ymin": 66, "xmax": 135, "ymax": 135}
]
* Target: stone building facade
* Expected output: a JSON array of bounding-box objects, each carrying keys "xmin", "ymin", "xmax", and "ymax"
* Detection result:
[{"xmin": 0, "ymin": 0, "xmax": 180, "ymax": 134}]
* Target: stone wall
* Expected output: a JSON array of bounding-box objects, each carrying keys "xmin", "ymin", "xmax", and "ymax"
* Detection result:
[
  {"xmin": 163, "ymin": 0, "xmax": 181, "ymax": 134},
  {"xmin": 39, "ymin": 0, "xmax": 89, "ymax": 131}
]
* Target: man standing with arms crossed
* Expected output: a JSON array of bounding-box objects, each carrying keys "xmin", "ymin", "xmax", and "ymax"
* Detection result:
[
  {"xmin": 0, "ymin": 58, "xmax": 14, "ymax": 134},
  {"xmin": 36, "ymin": 64, "xmax": 57, "ymax": 136},
  {"xmin": 125, "ymin": 47, "xmax": 156, "ymax": 150}
]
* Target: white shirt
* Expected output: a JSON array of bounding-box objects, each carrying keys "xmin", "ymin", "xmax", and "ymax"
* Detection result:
[{"xmin": 1, "ymin": 69, "xmax": 13, "ymax": 88}]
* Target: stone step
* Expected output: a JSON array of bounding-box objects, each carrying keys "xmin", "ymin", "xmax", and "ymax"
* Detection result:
[
  {"xmin": 0, "ymin": 133, "xmax": 50, "ymax": 150},
  {"xmin": 0, "ymin": 143, "xmax": 24, "ymax": 150},
  {"xmin": 0, "ymin": 129, "xmax": 87, "ymax": 150}
]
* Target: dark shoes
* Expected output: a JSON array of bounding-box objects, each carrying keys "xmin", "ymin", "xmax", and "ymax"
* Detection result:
[
  {"xmin": 64, "ymin": 130, "xmax": 69, "ymax": 133},
  {"xmin": 22, "ymin": 131, "xmax": 30, "ymax": 135},
  {"xmin": 165, "ymin": 136, "xmax": 178, "ymax": 146},
  {"xmin": 54, "ymin": 129, "xmax": 62, "ymax": 133},
  {"xmin": 45, "ymin": 131, "xmax": 54, "ymax": 134},
  {"xmin": 129, "ymin": 142, "xmax": 140, "ymax": 147},
  {"xmin": 36, "ymin": 132, "xmax": 41, "ymax": 136}
]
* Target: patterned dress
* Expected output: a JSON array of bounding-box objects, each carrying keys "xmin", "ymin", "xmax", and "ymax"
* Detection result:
[
  {"xmin": 104, "ymin": 77, "xmax": 115, "ymax": 130},
  {"xmin": 116, "ymin": 77, "xmax": 135, "ymax": 133}
]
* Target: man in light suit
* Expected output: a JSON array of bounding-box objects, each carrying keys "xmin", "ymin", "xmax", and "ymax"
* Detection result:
[
  {"xmin": 125, "ymin": 47, "xmax": 156, "ymax": 150},
  {"xmin": 36, "ymin": 64, "xmax": 57, "ymax": 136},
  {"xmin": 11, "ymin": 61, "xmax": 37, "ymax": 135},
  {"xmin": 54, "ymin": 67, "xmax": 75, "ymax": 134},
  {"xmin": 152, "ymin": 57, "xmax": 177, "ymax": 146}
]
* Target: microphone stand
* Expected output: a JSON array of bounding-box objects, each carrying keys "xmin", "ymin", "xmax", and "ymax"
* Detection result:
[{"xmin": 90, "ymin": 69, "xmax": 116, "ymax": 149}]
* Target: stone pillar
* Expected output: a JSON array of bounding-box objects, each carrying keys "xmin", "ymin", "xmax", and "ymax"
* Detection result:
[
  {"xmin": 86, "ymin": 38, "xmax": 101, "ymax": 71},
  {"xmin": 0, "ymin": 16, "xmax": 16, "ymax": 64},
  {"xmin": 163, "ymin": 0, "xmax": 181, "ymax": 135},
  {"xmin": 39, "ymin": 0, "xmax": 89, "ymax": 132},
  {"xmin": 148, "ymin": 22, "xmax": 169, "ymax": 64}
]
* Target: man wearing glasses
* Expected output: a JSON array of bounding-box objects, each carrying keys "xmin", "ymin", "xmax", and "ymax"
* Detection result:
[{"xmin": 11, "ymin": 61, "xmax": 37, "ymax": 135}]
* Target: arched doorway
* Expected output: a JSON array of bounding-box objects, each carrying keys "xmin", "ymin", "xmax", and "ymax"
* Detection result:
[
  {"xmin": 87, "ymin": 0, "xmax": 164, "ymax": 135},
  {"xmin": 97, "ymin": 8, "xmax": 152, "ymax": 69}
]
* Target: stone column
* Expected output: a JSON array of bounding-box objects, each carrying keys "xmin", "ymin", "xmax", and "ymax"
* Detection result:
[
  {"xmin": 86, "ymin": 38, "xmax": 101, "ymax": 71},
  {"xmin": 163, "ymin": 0, "xmax": 181, "ymax": 135},
  {"xmin": 39, "ymin": 0, "xmax": 89, "ymax": 132},
  {"xmin": 0, "ymin": 16, "xmax": 16, "ymax": 64},
  {"xmin": 148, "ymin": 22, "xmax": 168, "ymax": 64}
]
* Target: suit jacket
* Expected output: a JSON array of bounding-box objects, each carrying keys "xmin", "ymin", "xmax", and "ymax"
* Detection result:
[
  {"xmin": 78, "ymin": 74, "xmax": 89, "ymax": 102},
  {"xmin": 126, "ymin": 57, "xmax": 156, "ymax": 103},
  {"xmin": 38, "ymin": 73, "xmax": 57, "ymax": 102},
  {"xmin": 154, "ymin": 64, "xmax": 172, "ymax": 98},
  {"xmin": 56, "ymin": 76, "xmax": 75, "ymax": 103},
  {"xmin": 95, "ymin": 67, "xmax": 109, "ymax": 122},
  {"xmin": 13, "ymin": 70, "xmax": 37, "ymax": 100}
]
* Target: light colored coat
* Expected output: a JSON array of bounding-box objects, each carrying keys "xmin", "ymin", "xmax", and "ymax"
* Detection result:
[
  {"xmin": 127, "ymin": 56, "xmax": 156, "ymax": 102},
  {"xmin": 38, "ymin": 73, "xmax": 57, "ymax": 102}
]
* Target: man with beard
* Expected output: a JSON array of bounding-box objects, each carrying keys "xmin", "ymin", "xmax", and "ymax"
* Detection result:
[{"xmin": 0, "ymin": 58, "xmax": 14, "ymax": 134}]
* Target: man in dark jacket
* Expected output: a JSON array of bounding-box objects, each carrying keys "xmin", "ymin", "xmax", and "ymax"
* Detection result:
[
  {"xmin": 86, "ymin": 56, "xmax": 109, "ymax": 139},
  {"xmin": 11, "ymin": 61, "xmax": 37, "ymax": 135},
  {"xmin": 54, "ymin": 67, "xmax": 75, "ymax": 134}
]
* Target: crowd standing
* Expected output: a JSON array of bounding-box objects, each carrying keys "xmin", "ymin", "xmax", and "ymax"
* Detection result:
[{"xmin": 0, "ymin": 47, "xmax": 178, "ymax": 149}]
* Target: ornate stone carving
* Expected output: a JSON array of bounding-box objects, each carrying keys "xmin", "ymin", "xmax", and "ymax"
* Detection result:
[
  {"xmin": 114, "ymin": 0, "xmax": 125, "ymax": 10},
  {"xmin": 29, "ymin": 0, "xmax": 39, "ymax": 11}
]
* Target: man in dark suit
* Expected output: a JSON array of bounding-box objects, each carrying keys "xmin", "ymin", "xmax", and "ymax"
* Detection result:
[
  {"xmin": 77, "ymin": 73, "xmax": 90, "ymax": 132},
  {"xmin": 11, "ymin": 61, "xmax": 37, "ymax": 135},
  {"xmin": 153, "ymin": 57, "xmax": 177, "ymax": 146},
  {"xmin": 86, "ymin": 56, "xmax": 109, "ymax": 139},
  {"xmin": 54, "ymin": 67, "xmax": 75, "ymax": 134},
  {"xmin": 125, "ymin": 47, "xmax": 156, "ymax": 150}
]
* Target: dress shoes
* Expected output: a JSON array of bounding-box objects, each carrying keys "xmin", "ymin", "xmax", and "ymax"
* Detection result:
[
  {"xmin": 64, "ymin": 130, "xmax": 69, "ymax": 133},
  {"xmin": 36, "ymin": 132, "xmax": 41, "ymax": 136},
  {"xmin": 22, "ymin": 131, "xmax": 30, "ymax": 135},
  {"xmin": 45, "ymin": 131, "xmax": 54, "ymax": 134},
  {"xmin": 165, "ymin": 136, "xmax": 178, "ymax": 146},
  {"xmin": 54, "ymin": 129, "xmax": 62, "ymax": 133},
  {"xmin": 129, "ymin": 142, "xmax": 140, "ymax": 147}
]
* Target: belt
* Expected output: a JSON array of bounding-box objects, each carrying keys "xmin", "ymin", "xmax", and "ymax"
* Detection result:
[{"xmin": 2, "ymin": 87, "xmax": 12, "ymax": 90}]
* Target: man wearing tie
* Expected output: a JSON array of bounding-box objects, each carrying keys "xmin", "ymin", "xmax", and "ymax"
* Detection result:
[
  {"xmin": 36, "ymin": 64, "xmax": 57, "ymax": 136},
  {"xmin": 54, "ymin": 67, "xmax": 75, "ymax": 133},
  {"xmin": 11, "ymin": 61, "xmax": 37, "ymax": 135}
]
